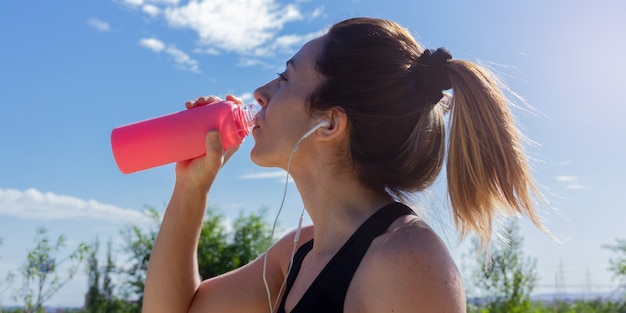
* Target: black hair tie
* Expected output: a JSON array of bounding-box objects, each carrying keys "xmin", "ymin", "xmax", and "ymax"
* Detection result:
[{"xmin": 415, "ymin": 48, "xmax": 452, "ymax": 105}]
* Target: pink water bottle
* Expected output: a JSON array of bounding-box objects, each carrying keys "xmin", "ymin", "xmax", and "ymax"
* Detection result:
[{"xmin": 111, "ymin": 100, "xmax": 255, "ymax": 174}]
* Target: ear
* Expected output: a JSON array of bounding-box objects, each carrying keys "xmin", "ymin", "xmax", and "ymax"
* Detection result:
[{"xmin": 316, "ymin": 107, "xmax": 348, "ymax": 142}]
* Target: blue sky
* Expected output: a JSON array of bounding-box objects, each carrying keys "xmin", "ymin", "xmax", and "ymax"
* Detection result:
[{"xmin": 1, "ymin": 0, "xmax": 625, "ymax": 307}]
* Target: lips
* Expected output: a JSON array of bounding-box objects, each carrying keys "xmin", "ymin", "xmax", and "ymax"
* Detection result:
[
  {"xmin": 253, "ymin": 112, "xmax": 263, "ymax": 129},
  {"xmin": 251, "ymin": 124, "xmax": 260, "ymax": 138},
  {"xmin": 251, "ymin": 110, "xmax": 264, "ymax": 136}
]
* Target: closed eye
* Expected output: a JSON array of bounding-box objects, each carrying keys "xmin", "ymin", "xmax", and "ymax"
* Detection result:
[{"xmin": 276, "ymin": 72, "xmax": 288, "ymax": 81}]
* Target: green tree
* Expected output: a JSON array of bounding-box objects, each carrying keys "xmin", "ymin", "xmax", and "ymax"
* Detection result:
[
  {"xmin": 118, "ymin": 208, "xmax": 160, "ymax": 312},
  {"xmin": 469, "ymin": 220, "xmax": 537, "ymax": 313},
  {"xmin": 196, "ymin": 207, "xmax": 230, "ymax": 279},
  {"xmin": 604, "ymin": 238, "xmax": 626, "ymax": 308},
  {"xmin": 227, "ymin": 208, "xmax": 273, "ymax": 269},
  {"xmin": 119, "ymin": 205, "xmax": 274, "ymax": 307},
  {"xmin": 529, "ymin": 298, "xmax": 625, "ymax": 313},
  {"xmin": 0, "ymin": 237, "xmax": 16, "ymax": 306},
  {"xmin": 85, "ymin": 237, "xmax": 102, "ymax": 312},
  {"xmin": 197, "ymin": 207, "xmax": 272, "ymax": 279},
  {"xmin": 102, "ymin": 239, "xmax": 116, "ymax": 309},
  {"xmin": 12, "ymin": 227, "xmax": 89, "ymax": 313},
  {"xmin": 84, "ymin": 237, "xmax": 133, "ymax": 313}
]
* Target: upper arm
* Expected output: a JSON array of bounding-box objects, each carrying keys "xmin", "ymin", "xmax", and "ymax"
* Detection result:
[
  {"xmin": 355, "ymin": 226, "xmax": 465, "ymax": 313},
  {"xmin": 188, "ymin": 225, "xmax": 314, "ymax": 313},
  {"xmin": 188, "ymin": 254, "xmax": 272, "ymax": 313}
]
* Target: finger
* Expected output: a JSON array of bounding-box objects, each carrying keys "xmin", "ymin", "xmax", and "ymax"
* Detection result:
[
  {"xmin": 186, "ymin": 95, "xmax": 222, "ymax": 109},
  {"xmin": 205, "ymin": 130, "xmax": 223, "ymax": 155},
  {"xmin": 201, "ymin": 131, "xmax": 224, "ymax": 176},
  {"xmin": 198, "ymin": 95, "xmax": 222, "ymax": 105},
  {"xmin": 185, "ymin": 98, "xmax": 202, "ymax": 109},
  {"xmin": 225, "ymin": 94, "xmax": 244, "ymax": 105}
]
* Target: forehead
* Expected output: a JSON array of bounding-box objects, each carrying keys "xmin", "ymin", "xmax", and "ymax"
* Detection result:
[{"xmin": 288, "ymin": 35, "xmax": 327, "ymax": 69}]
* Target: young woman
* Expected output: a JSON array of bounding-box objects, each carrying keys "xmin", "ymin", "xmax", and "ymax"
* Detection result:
[{"xmin": 142, "ymin": 17, "xmax": 546, "ymax": 313}]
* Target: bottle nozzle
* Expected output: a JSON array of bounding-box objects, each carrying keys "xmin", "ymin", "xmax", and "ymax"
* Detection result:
[
  {"xmin": 244, "ymin": 102, "xmax": 259, "ymax": 128},
  {"xmin": 233, "ymin": 102, "xmax": 259, "ymax": 138}
]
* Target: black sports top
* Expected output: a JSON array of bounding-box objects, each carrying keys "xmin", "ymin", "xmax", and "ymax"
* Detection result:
[{"xmin": 276, "ymin": 202, "xmax": 415, "ymax": 313}]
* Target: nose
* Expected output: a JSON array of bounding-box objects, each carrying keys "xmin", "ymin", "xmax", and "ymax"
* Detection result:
[
  {"xmin": 253, "ymin": 86, "xmax": 266, "ymax": 109},
  {"xmin": 253, "ymin": 79, "xmax": 274, "ymax": 109}
]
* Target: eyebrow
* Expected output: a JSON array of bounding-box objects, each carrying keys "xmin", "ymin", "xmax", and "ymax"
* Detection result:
[{"xmin": 286, "ymin": 59, "xmax": 295, "ymax": 70}]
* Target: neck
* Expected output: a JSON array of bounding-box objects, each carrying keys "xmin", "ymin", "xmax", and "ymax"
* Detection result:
[{"xmin": 290, "ymin": 158, "xmax": 393, "ymax": 255}]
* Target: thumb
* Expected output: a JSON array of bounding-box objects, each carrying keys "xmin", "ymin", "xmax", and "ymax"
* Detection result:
[{"xmin": 206, "ymin": 130, "xmax": 223, "ymax": 154}]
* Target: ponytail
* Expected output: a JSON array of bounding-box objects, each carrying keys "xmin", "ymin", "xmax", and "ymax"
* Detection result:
[
  {"xmin": 446, "ymin": 60, "xmax": 546, "ymax": 248},
  {"xmin": 310, "ymin": 17, "xmax": 548, "ymax": 249}
]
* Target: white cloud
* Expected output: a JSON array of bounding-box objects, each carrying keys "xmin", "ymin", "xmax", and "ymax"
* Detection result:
[
  {"xmin": 153, "ymin": 0, "xmax": 180, "ymax": 4},
  {"xmin": 566, "ymin": 184, "xmax": 585, "ymax": 189},
  {"xmin": 139, "ymin": 37, "xmax": 200, "ymax": 73},
  {"xmin": 120, "ymin": 0, "xmax": 144, "ymax": 6},
  {"xmin": 238, "ymin": 92, "xmax": 254, "ymax": 103},
  {"xmin": 86, "ymin": 18, "xmax": 112, "ymax": 32},
  {"xmin": 556, "ymin": 176, "xmax": 576, "ymax": 182},
  {"xmin": 310, "ymin": 6, "xmax": 325, "ymax": 19},
  {"xmin": 119, "ymin": 0, "xmax": 162, "ymax": 15},
  {"xmin": 118, "ymin": 0, "xmax": 328, "ymax": 73},
  {"xmin": 252, "ymin": 29, "xmax": 325, "ymax": 57},
  {"xmin": 165, "ymin": 46, "xmax": 201, "ymax": 73},
  {"xmin": 240, "ymin": 170, "xmax": 294, "ymax": 184},
  {"xmin": 0, "ymin": 188, "xmax": 151, "ymax": 224},
  {"xmin": 139, "ymin": 37, "xmax": 166, "ymax": 52},
  {"xmin": 556, "ymin": 175, "xmax": 588, "ymax": 189},
  {"xmin": 240, "ymin": 170, "xmax": 287, "ymax": 180},
  {"xmin": 162, "ymin": 0, "xmax": 303, "ymax": 54},
  {"xmin": 119, "ymin": 0, "xmax": 323, "ymax": 57},
  {"xmin": 274, "ymin": 33, "xmax": 312, "ymax": 50},
  {"xmin": 193, "ymin": 47, "xmax": 220, "ymax": 56},
  {"xmin": 142, "ymin": 4, "xmax": 161, "ymax": 17},
  {"xmin": 238, "ymin": 58, "xmax": 268, "ymax": 68}
]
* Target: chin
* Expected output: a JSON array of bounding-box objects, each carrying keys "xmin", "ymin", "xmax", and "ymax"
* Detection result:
[
  {"xmin": 250, "ymin": 145, "xmax": 287, "ymax": 169},
  {"xmin": 250, "ymin": 145, "xmax": 269, "ymax": 167}
]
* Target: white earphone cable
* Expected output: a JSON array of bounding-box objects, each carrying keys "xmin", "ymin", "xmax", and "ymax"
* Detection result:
[
  {"xmin": 262, "ymin": 144, "xmax": 305, "ymax": 313},
  {"xmin": 261, "ymin": 121, "xmax": 327, "ymax": 313}
]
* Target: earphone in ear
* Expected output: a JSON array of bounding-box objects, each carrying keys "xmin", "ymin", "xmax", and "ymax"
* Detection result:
[
  {"xmin": 299, "ymin": 119, "xmax": 331, "ymax": 141},
  {"xmin": 292, "ymin": 119, "xmax": 331, "ymax": 152}
]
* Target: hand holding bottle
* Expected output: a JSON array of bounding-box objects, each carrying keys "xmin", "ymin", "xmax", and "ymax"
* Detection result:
[{"xmin": 174, "ymin": 95, "xmax": 242, "ymax": 192}]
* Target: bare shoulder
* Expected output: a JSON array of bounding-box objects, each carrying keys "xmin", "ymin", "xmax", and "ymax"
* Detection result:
[
  {"xmin": 349, "ymin": 218, "xmax": 466, "ymax": 313},
  {"xmin": 189, "ymin": 224, "xmax": 315, "ymax": 312},
  {"xmin": 272, "ymin": 224, "xmax": 315, "ymax": 271}
]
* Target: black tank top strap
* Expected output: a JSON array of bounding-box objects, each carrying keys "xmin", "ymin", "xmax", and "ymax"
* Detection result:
[
  {"xmin": 277, "ymin": 202, "xmax": 415, "ymax": 313},
  {"xmin": 283, "ymin": 239, "xmax": 314, "ymax": 297}
]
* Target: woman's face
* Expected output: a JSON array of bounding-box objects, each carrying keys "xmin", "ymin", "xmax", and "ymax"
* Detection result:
[{"xmin": 251, "ymin": 35, "xmax": 327, "ymax": 168}]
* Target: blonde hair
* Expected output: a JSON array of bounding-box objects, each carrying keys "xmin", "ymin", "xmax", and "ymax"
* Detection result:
[{"xmin": 446, "ymin": 60, "xmax": 546, "ymax": 247}]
